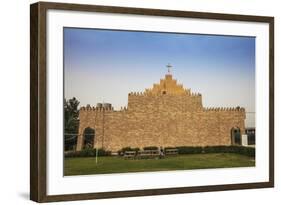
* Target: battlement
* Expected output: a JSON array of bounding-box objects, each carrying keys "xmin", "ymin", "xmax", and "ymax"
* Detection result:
[
  {"xmin": 120, "ymin": 106, "xmax": 128, "ymax": 111},
  {"xmin": 203, "ymin": 106, "xmax": 245, "ymax": 112},
  {"xmin": 80, "ymin": 105, "xmax": 114, "ymax": 112},
  {"xmin": 80, "ymin": 105, "xmax": 129, "ymax": 112},
  {"xmin": 79, "ymin": 73, "xmax": 243, "ymax": 115},
  {"xmin": 144, "ymin": 74, "xmax": 192, "ymax": 96},
  {"xmin": 128, "ymin": 91, "xmax": 148, "ymax": 96},
  {"xmin": 190, "ymin": 92, "xmax": 201, "ymax": 97},
  {"xmin": 129, "ymin": 90, "xmax": 200, "ymax": 97}
]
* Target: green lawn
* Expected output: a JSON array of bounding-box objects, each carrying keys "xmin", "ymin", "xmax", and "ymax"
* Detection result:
[{"xmin": 64, "ymin": 153, "xmax": 255, "ymax": 176}]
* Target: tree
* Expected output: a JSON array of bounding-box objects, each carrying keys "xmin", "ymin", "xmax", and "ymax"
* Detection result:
[{"xmin": 64, "ymin": 97, "xmax": 80, "ymax": 150}]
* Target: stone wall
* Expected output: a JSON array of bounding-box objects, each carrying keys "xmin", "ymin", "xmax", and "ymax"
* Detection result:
[
  {"xmin": 76, "ymin": 74, "xmax": 246, "ymax": 151},
  {"xmin": 76, "ymin": 97, "xmax": 245, "ymax": 152}
]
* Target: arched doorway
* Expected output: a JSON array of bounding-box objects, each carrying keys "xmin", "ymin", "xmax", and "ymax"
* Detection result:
[
  {"xmin": 231, "ymin": 127, "xmax": 241, "ymax": 145},
  {"xmin": 83, "ymin": 127, "xmax": 95, "ymax": 149}
]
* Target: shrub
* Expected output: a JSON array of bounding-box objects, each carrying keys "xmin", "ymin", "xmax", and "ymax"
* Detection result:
[
  {"xmin": 163, "ymin": 145, "xmax": 255, "ymax": 157},
  {"xmin": 204, "ymin": 146, "xmax": 233, "ymax": 154},
  {"xmin": 143, "ymin": 146, "xmax": 159, "ymax": 150},
  {"xmin": 164, "ymin": 147, "xmax": 175, "ymax": 151},
  {"xmin": 118, "ymin": 147, "xmax": 140, "ymax": 156},
  {"xmin": 80, "ymin": 147, "xmax": 95, "ymax": 157},
  {"xmin": 64, "ymin": 148, "xmax": 111, "ymax": 158},
  {"xmin": 123, "ymin": 147, "xmax": 140, "ymax": 152},
  {"xmin": 232, "ymin": 146, "xmax": 255, "ymax": 157},
  {"xmin": 64, "ymin": 151, "xmax": 81, "ymax": 158},
  {"xmin": 203, "ymin": 146, "xmax": 255, "ymax": 157},
  {"xmin": 175, "ymin": 146, "xmax": 203, "ymax": 154},
  {"xmin": 97, "ymin": 148, "xmax": 111, "ymax": 156},
  {"xmin": 132, "ymin": 147, "xmax": 140, "ymax": 152}
]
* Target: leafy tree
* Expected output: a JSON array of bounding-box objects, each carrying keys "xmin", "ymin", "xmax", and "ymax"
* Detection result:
[{"xmin": 64, "ymin": 97, "xmax": 80, "ymax": 150}]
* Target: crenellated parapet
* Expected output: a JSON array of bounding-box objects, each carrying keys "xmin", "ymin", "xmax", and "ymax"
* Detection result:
[
  {"xmin": 184, "ymin": 88, "xmax": 191, "ymax": 95},
  {"xmin": 144, "ymin": 74, "xmax": 190, "ymax": 96},
  {"xmin": 79, "ymin": 105, "xmax": 114, "ymax": 112},
  {"xmin": 129, "ymin": 90, "xmax": 201, "ymax": 97},
  {"xmin": 120, "ymin": 106, "xmax": 128, "ymax": 111},
  {"xmin": 203, "ymin": 106, "xmax": 245, "ymax": 112},
  {"xmin": 190, "ymin": 92, "xmax": 201, "ymax": 97},
  {"xmin": 79, "ymin": 105, "xmax": 130, "ymax": 113},
  {"xmin": 128, "ymin": 91, "xmax": 147, "ymax": 96}
]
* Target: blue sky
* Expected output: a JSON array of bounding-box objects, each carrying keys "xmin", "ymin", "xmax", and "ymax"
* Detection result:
[{"xmin": 64, "ymin": 28, "xmax": 255, "ymax": 127}]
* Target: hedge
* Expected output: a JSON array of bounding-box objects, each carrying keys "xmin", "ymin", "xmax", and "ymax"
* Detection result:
[
  {"xmin": 118, "ymin": 147, "xmax": 140, "ymax": 156},
  {"xmin": 64, "ymin": 148, "xmax": 111, "ymax": 158},
  {"xmin": 204, "ymin": 146, "xmax": 233, "ymax": 153},
  {"xmin": 166, "ymin": 146, "xmax": 255, "ymax": 157},
  {"xmin": 175, "ymin": 146, "xmax": 203, "ymax": 154},
  {"xmin": 65, "ymin": 146, "xmax": 255, "ymax": 158},
  {"xmin": 203, "ymin": 146, "xmax": 255, "ymax": 157},
  {"xmin": 143, "ymin": 146, "xmax": 159, "ymax": 150}
]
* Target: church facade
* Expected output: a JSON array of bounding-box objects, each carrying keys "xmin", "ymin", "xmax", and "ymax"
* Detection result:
[{"xmin": 76, "ymin": 73, "xmax": 246, "ymax": 152}]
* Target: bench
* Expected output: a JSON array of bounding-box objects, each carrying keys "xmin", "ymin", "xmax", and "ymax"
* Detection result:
[
  {"xmin": 136, "ymin": 150, "xmax": 160, "ymax": 159},
  {"xmin": 123, "ymin": 151, "xmax": 136, "ymax": 159},
  {"xmin": 165, "ymin": 148, "xmax": 178, "ymax": 156},
  {"xmin": 123, "ymin": 149, "xmax": 177, "ymax": 160}
]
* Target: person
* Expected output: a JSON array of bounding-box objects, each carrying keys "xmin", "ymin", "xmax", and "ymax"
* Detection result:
[{"xmin": 159, "ymin": 147, "xmax": 165, "ymax": 159}]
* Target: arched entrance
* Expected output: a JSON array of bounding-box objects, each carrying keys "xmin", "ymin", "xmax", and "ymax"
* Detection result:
[
  {"xmin": 231, "ymin": 127, "xmax": 241, "ymax": 145},
  {"xmin": 83, "ymin": 127, "xmax": 95, "ymax": 149}
]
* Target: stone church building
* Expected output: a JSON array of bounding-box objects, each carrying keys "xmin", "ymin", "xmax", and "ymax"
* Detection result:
[{"xmin": 76, "ymin": 72, "xmax": 245, "ymax": 152}]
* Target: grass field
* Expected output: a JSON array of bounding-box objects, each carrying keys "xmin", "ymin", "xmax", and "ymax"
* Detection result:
[{"xmin": 64, "ymin": 153, "xmax": 255, "ymax": 176}]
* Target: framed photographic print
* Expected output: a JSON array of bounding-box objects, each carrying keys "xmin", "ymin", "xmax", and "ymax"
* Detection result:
[{"xmin": 30, "ymin": 1, "xmax": 274, "ymax": 202}]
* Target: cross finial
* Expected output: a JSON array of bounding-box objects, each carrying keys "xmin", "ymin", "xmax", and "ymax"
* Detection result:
[{"xmin": 166, "ymin": 63, "xmax": 172, "ymax": 74}]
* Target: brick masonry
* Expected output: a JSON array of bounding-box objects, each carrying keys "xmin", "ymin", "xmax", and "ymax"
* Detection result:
[{"xmin": 76, "ymin": 74, "xmax": 246, "ymax": 151}]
